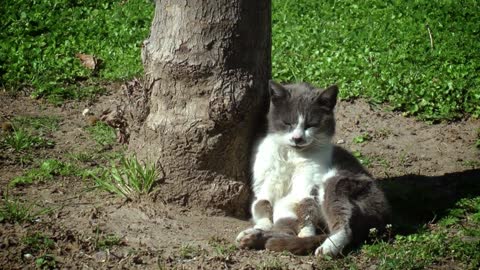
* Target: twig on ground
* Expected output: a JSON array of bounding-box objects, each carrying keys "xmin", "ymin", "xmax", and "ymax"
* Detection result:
[{"xmin": 426, "ymin": 24, "xmax": 434, "ymax": 49}]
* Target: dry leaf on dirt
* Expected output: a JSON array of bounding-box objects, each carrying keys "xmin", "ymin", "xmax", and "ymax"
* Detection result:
[
  {"xmin": 100, "ymin": 106, "xmax": 129, "ymax": 144},
  {"xmin": 75, "ymin": 53, "xmax": 100, "ymax": 70}
]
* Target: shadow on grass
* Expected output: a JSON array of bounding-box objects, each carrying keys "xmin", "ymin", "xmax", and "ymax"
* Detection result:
[{"xmin": 379, "ymin": 169, "xmax": 480, "ymax": 234}]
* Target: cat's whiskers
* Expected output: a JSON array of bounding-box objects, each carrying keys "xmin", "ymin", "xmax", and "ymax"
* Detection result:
[{"xmin": 311, "ymin": 136, "xmax": 331, "ymax": 148}]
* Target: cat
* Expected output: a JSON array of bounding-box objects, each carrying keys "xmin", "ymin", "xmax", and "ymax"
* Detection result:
[{"xmin": 235, "ymin": 80, "xmax": 390, "ymax": 256}]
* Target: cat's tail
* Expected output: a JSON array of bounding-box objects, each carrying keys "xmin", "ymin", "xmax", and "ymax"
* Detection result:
[{"xmin": 265, "ymin": 234, "xmax": 327, "ymax": 255}]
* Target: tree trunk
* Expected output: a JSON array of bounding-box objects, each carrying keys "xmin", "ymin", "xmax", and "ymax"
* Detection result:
[{"xmin": 129, "ymin": 0, "xmax": 271, "ymax": 216}]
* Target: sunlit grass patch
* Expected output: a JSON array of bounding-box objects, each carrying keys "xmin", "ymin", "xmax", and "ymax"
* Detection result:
[
  {"xmin": 1, "ymin": 129, "xmax": 54, "ymax": 152},
  {"xmin": 1, "ymin": 0, "xmax": 154, "ymax": 105},
  {"xmin": 10, "ymin": 159, "xmax": 80, "ymax": 187},
  {"xmin": 91, "ymin": 155, "xmax": 158, "ymax": 199},
  {"xmin": 272, "ymin": 0, "xmax": 480, "ymax": 120},
  {"xmin": 352, "ymin": 133, "xmax": 372, "ymax": 144},
  {"xmin": 85, "ymin": 122, "xmax": 117, "ymax": 147},
  {"xmin": 360, "ymin": 196, "xmax": 480, "ymax": 269},
  {"xmin": 31, "ymin": 85, "xmax": 107, "ymax": 106}
]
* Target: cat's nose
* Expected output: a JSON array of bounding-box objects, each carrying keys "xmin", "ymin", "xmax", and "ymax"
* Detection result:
[{"xmin": 292, "ymin": 136, "xmax": 305, "ymax": 145}]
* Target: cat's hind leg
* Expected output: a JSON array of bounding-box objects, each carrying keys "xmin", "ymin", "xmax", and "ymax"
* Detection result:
[
  {"xmin": 316, "ymin": 172, "xmax": 389, "ymax": 257},
  {"xmin": 295, "ymin": 197, "xmax": 324, "ymax": 238},
  {"xmin": 264, "ymin": 198, "xmax": 327, "ymax": 255},
  {"xmin": 236, "ymin": 199, "xmax": 274, "ymax": 247},
  {"xmin": 315, "ymin": 175, "xmax": 356, "ymax": 257},
  {"xmin": 252, "ymin": 199, "xmax": 274, "ymax": 230},
  {"xmin": 237, "ymin": 217, "xmax": 297, "ymax": 250}
]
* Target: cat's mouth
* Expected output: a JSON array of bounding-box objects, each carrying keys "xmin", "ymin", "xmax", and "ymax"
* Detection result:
[{"xmin": 291, "ymin": 144, "xmax": 309, "ymax": 149}]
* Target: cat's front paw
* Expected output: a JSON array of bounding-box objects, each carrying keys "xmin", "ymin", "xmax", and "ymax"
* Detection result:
[
  {"xmin": 314, "ymin": 240, "xmax": 342, "ymax": 257},
  {"xmin": 236, "ymin": 228, "xmax": 266, "ymax": 250}
]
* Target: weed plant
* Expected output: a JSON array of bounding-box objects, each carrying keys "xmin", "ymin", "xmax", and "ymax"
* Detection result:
[
  {"xmin": 92, "ymin": 155, "xmax": 158, "ymax": 199},
  {"xmin": 22, "ymin": 233, "xmax": 55, "ymax": 252},
  {"xmin": 0, "ymin": 192, "xmax": 50, "ymax": 223},
  {"xmin": 2, "ymin": 129, "xmax": 53, "ymax": 152}
]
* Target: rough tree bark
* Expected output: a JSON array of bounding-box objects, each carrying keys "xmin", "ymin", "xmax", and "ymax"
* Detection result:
[{"xmin": 128, "ymin": 0, "xmax": 271, "ymax": 216}]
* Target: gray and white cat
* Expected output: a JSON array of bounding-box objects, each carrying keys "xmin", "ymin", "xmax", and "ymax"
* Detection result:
[{"xmin": 235, "ymin": 80, "xmax": 390, "ymax": 256}]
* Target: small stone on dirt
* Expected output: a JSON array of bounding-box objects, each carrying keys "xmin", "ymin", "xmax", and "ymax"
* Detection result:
[
  {"xmin": 82, "ymin": 108, "xmax": 92, "ymax": 116},
  {"xmin": 23, "ymin": 253, "xmax": 34, "ymax": 260},
  {"xmin": 94, "ymin": 251, "xmax": 107, "ymax": 262}
]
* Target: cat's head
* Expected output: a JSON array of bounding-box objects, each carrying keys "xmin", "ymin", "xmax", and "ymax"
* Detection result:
[{"xmin": 267, "ymin": 80, "xmax": 338, "ymax": 149}]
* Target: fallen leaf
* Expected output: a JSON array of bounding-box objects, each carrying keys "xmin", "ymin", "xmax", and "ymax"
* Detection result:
[
  {"xmin": 75, "ymin": 53, "xmax": 99, "ymax": 70},
  {"xmin": 100, "ymin": 107, "xmax": 129, "ymax": 144}
]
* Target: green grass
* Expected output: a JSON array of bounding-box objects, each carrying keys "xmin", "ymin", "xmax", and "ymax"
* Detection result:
[
  {"xmin": 91, "ymin": 155, "xmax": 158, "ymax": 199},
  {"xmin": 11, "ymin": 116, "xmax": 60, "ymax": 134},
  {"xmin": 33, "ymin": 85, "xmax": 106, "ymax": 106},
  {"xmin": 0, "ymin": 0, "xmax": 154, "ymax": 104},
  {"xmin": 0, "ymin": 192, "xmax": 50, "ymax": 223},
  {"xmin": 0, "ymin": 116, "xmax": 59, "ymax": 151},
  {"xmin": 208, "ymin": 237, "xmax": 238, "ymax": 257},
  {"xmin": 178, "ymin": 244, "xmax": 204, "ymax": 260},
  {"xmin": 309, "ymin": 196, "xmax": 480, "ymax": 269},
  {"xmin": 94, "ymin": 230, "xmax": 122, "ymax": 250},
  {"xmin": 22, "ymin": 232, "xmax": 55, "ymax": 252},
  {"xmin": 1, "ymin": 129, "xmax": 54, "ymax": 152},
  {"xmin": 352, "ymin": 133, "xmax": 372, "ymax": 144},
  {"xmin": 2, "ymin": 0, "xmax": 478, "ymax": 120},
  {"xmin": 10, "ymin": 159, "xmax": 80, "ymax": 186},
  {"xmin": 272, "ymin": 0, "xmax": 480, "ymax": 120},
  {"xmin": 352, "ymin": 150, "xmax": 372, "ymax": 167},
  {"xmin": 85, "ymin": 122, "xmax": 117, "ymax": 147},
  {"xmin": 257, "ymin": 258, "xmax": 288, "ymax": 270},
  {"xmin": 96, "ymin": 234, "xmax": 122, "ymax": 250},
  {"xmin": 68, "ymin": 151, "xmax": 96, "ymax": 163},
  {"xmin": 35, "ymin": 254, "xmax": 57, "ymax": 269},
  {"xmin": 362, "ymin": 199, "xmax": 480, "ymax": 269},
  {"xmin": 16, "ymin": 154, "xmax": 34, "ymax": 167}
]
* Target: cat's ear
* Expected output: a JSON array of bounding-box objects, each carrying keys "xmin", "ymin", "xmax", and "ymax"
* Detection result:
[
  {"xmin": 269, "ymin": 80, "xmax": 290, "ymax": 103},
  {"xmin": 316, "ymin": 84, "xmax": 338, "ymax": 111}
]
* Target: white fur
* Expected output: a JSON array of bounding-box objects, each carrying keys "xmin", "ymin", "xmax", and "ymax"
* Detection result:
[
  {"xmin": 251, "ymin": 120, "xmax": 334, "ymax": 224},
  {"xmin": 318, "ymin": 168, "xmax": 337, "ymax": 204},
  {"xmin": 235, "ymin": 228, "xmax": 261, "ymax": 244},
  {"xmin": 298, "ymin": 224, "xmax": 316, "ymax": 237},
  {"xmin": 290, "ymin": 115, "xmax": 306, "ymax": 145},
  {"xmin": 315, "ymin": 226, "xmax": 351, "ymax": 256},
  {"xmin": 238, "ymin": 114, "xmax": 338, "ymax": 245}
]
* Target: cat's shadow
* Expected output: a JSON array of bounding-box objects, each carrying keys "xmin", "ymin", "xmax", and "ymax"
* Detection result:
[{"xmin": 379, "ymin": 168, "xmax": 480, "ymax": 234}]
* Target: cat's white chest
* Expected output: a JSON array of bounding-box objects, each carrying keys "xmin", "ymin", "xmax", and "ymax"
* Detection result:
[{"xmin": 252, "ymin": 134, "xmax": 332, "ymax": 204}]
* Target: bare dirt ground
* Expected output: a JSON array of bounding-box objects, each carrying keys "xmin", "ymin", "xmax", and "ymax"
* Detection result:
[{"xmin": 1, "ymin": 88, "xmax": 479, "ymax": 269}]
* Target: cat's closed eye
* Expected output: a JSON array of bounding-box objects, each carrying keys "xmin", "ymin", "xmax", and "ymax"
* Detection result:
[
  {"xmin": 282, "ymin": 120, "xmax": 292, "ymax": 127},
  {"xmin": 305, "ymin": 123, "xmax": 318, "ymax": 129}
]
